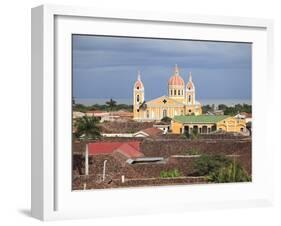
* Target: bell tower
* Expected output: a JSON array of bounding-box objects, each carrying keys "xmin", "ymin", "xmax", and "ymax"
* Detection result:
[
  {"xmin": 133, "ymin": 71, "xmax": 145, "ymax": 120},
  {"xmin": 185, "ymin": 72, "xmax": 196, "ymax": 114}
]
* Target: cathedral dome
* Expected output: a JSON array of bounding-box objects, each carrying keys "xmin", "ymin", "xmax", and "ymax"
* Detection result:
[
  {"xmin": 168, "ymin": 65, "xmax": 184, "ymax": 86},
  {"xmin": 168, "ymin": 75, "xmax": 185, "ymax": 86}
]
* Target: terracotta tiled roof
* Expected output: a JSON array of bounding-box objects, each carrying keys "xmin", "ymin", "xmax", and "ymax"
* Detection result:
[
  {"xmin": 141, "ymin": 127, "xmax": 163, "ymax": 137},
  {"xmin": 88, "ymin": 141, "xmax": 142, "ymax": 158},
  {"xmin": 115, "ymin": 143, "xmax": 144, "ymax": 158},
  {"xmin": 240, "ymin": 112, "xmax": 252, "ymax": 118}
]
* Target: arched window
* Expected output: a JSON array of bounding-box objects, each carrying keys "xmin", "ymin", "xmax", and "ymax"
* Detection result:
[
  {"xmin": 170, "ymin": 90, "xmax": 173, "ymax": 96},
  {"xmin": 188, "ymin": 95, "xmax": 191, "ymax": 102},
  {"xmin": 146, "ymin": 110, "xmax": 149, "ymax": 118},
  {"xmin": 174, "ymin": 90, "xmax": 177, "ymax": 95},
  {"xmin": 137, "ymin": 95, "xmax": 140, "ymax": 102},
  {"xmin": 178, "ymin": 90, "xmax": 180, "ymax": 95},
  {"xmin": 163, "ymin": 109, "xmax": 167, "ymax": 117}
]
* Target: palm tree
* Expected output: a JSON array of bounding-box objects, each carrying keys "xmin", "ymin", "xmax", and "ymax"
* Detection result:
[
  {"xmin": 106, "ymin": 98, "xmax": 117, "ymax": 112},
  {"xmin": 74, "ymin": 116, "xmax": 101, "ymax": 140}
]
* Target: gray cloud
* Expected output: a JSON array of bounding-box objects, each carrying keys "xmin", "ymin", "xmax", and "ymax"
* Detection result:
[{"xmin": 72, "ymin": 35, "xmax": 251, "ymax": 101}]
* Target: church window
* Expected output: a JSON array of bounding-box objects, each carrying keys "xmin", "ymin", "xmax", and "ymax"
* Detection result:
[
  {"xmin": 163, "ymin": 109, "xmax": 167, "ymax": 117},
  {"xmin": 188, "ymin": 95, "xmax": 191, "ymax": 102},
  {"xmin": 137, "ymin": 95, "xmax": 140, "ymax": 102},
  {"xmin": 181, "ymin": 90, "xmax": 183, "ymax": 95},
  {"xmin": 174, "ymin": 90, "xmax": 176, "ymax": 95},
  {"xmin": 137, "ymin": 86, "xmax": 139, "ymax": 90},
  {"xmin": 146, "ymin": 110, "xmax": 149, "ymax": 118},
  {"xmin": 170, "ymin": 90, "xmax": 173, "ymax": 96},
  {"xmin": 178, "ymin": 90, "xmax": 180, "ymax": 95}
]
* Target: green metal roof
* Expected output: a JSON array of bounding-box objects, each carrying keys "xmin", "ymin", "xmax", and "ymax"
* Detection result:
[{"xmin": 173, "ymin": 115, "xmax": 230, "ymax": 124}]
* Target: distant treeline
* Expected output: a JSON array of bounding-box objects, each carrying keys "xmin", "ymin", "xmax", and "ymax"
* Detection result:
[
  {"xmin": 73, "ymin": 98, "xmax": 133, "ymax": 112},
  {"xmin": 202, "ymin": 103, "xmax": 252, "ymax": 115},
  {"xmin": 73, "ymin": 98, "xmax": 251, "ymax": 116}
]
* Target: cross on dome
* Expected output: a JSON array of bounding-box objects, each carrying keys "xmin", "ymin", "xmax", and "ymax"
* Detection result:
[
  {"xmin": 174, "ymin": 64, "xmax": 179, "ymax": 75},
  {"xmin": 189, "ymin": 72, "xmax": 192, "ymax": 81},
  {"xmin": 137, "ymin": 70, "xmax": 141, "ymax": 80}
]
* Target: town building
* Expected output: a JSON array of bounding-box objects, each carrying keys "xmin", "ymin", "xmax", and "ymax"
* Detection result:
[
  {"xmin": 133, "ymin": 65, "xmax": 202, "ymax": 121},
  {"xmin": 171, "ymin": 115, "xmax": 247, "ymax": 134},
  {"xmin": 235, "ymin": 112, "xmax": 252, "ymax": 123}
]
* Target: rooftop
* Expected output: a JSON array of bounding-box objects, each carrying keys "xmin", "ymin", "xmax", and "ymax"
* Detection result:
[
  {"xmin": 88, "ymin": 141, "xmax": 143, "ymax": 158},
  {"xmin": 173, "ymin": 115, "xmax": 230, "ymax": 124},
  {"xmin": 138, "ymin": 127, "xmax": 163, "ymax": 137}
]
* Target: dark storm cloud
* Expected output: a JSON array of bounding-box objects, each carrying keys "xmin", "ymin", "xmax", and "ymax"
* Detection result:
[{"xmin": 72, "ymin": 35, "xmax": 251, "ymax": 101}]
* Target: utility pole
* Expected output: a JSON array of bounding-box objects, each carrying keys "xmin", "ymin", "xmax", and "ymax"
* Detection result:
[
  {"xmin": 85, "ymin": 143, "xmax": 89, "ymax": 176},
  {"xmin": 102, "ymin": 160, "xmax": 108, "ymax": 182}
]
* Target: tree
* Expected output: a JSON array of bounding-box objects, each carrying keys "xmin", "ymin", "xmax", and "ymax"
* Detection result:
[
  {"xmin": 202, "ymin": 104, "xmax": 212, "ymax": 114},
  {"xmin": 161, "ymin": 116, "xmax": 172, "ymax": 123},
  {"xmin": 207, "ymin": 161, "xmax": 251, "ymax": 183},
  {"xmin": 246, "ymin": 121, "xmax": 252, "ymax": 136},
  {"xmin": 190, "ymin": 154, "xmax": 251, "ymax": 183},
  {"xmin": 218, "ymin": 104, "xmax": 227, "ymax": 111},
  {"xmin": 106, "ymin": 98, "xmax": 117, "ymax": 112},
  {"xmin": 73, "ymin": 104, "xmax": 89, "ymax": 113},
  {"xmin": 190, "ymin": 154, "xmax": 231, "ymax": 176},
  {"xmin": 74, "ymin": 116, "xmax": 101, "ymax": 140}
]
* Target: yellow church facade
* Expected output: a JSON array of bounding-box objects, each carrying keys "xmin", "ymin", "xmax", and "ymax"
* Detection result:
[
  {"xmin": 133, "ymin": 65, "xmax": 202, "ymax": 121},
  {"xmin": 171, "ymin": 115, "xmax": 247, "ymax": 134}
]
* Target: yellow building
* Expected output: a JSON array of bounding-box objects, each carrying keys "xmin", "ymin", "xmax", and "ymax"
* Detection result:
[
  {"xmin": 133, "ymin": 65, "xmax": 202, "ymax": 121},
  {"xmin": 171, "ymin": 115, "xmax": 247, "ymax": 134}
]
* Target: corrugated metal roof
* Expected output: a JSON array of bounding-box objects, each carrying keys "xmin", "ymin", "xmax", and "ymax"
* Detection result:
[{"xmin": 126, "ymin": 157, "xmax": 164, "ymax": 164}]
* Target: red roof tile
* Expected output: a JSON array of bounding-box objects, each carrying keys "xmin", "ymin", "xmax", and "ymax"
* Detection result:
[
  {"xmin": 115, "ymin": 143, "xmax": 144, "ymax": 158},
  {"xmin": 141, "ymin": 127, "xmax": 163, "ymax": 137},
  {"xmin": 88, "ymin": 141, "xmax": 141, "ymax": 158}
]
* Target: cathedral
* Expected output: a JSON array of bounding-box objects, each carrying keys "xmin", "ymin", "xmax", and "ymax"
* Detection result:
[{"xmin": 133, "ymin": 65, "xmax": 202, "ymax": 121}]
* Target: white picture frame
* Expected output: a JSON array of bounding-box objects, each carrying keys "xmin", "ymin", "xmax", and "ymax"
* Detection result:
[{"xmin": 31, "ymin": 4, "xmax": 274, "ymax": 221}]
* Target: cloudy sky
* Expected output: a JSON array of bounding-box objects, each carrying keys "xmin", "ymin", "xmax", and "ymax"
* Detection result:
[{"xmin": 72, "ymin": 35, "xmax": 252, "ymax": 104}]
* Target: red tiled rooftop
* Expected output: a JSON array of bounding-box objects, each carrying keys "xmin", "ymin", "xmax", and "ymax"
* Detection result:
[
  {"xmin": 88, "ymin": 141, "xmax": 141, "ymax": 158},
  {"xmin": 141, "ymin": 127, "xmax": 163, "ymax": 137},
  {"xmin": 115, "ymin": 143, "xmax": 144, "ymax": 158}
]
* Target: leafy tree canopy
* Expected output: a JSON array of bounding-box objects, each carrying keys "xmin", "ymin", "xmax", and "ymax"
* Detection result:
[{"xmin": 74, "ymin": 116, "xmax": 101, "ymax": 140}]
